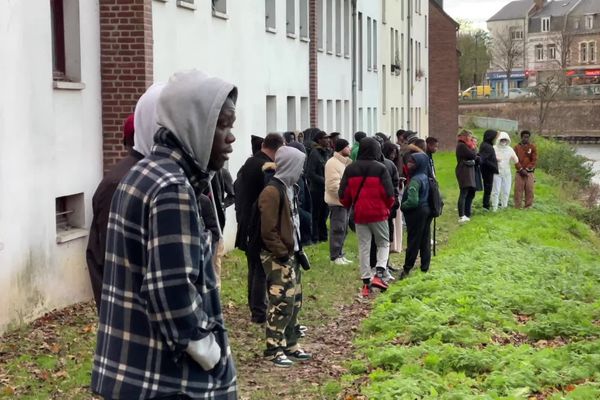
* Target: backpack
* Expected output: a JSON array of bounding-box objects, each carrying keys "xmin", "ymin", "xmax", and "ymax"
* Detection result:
[
  {"xmin": 246, "ymin": 180, "xmax": 286, "ymax": 256},
  {"xmin": 428, "ymin": 173, "xmax": 444, "ymax": 218}
]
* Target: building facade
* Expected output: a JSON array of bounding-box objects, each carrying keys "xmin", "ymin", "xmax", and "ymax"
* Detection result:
[{"xmin": 0, "ymin": 0, "xmax": 432, "ymax": 332}]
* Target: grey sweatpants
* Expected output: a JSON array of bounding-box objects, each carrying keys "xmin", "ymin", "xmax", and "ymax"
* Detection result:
[
  {"xmin": 329, "ymin": 205, "xmax": 348, "ymax": 260},
  {"xmin": 356, "ymin": 221, "xmax": 389, "ymax": 280}
]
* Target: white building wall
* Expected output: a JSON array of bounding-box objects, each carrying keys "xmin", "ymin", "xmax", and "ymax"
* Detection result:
[
  {"xmin": 0, "ymin": 1, "xmax": 102, "ymax": 331},
  {"xmin": 152, "ymin": 0, "xmax": 310, "ymax": 248},
  {"xmin": 409, "ymin": 0, "xmax": 429, "ymax": 137}
]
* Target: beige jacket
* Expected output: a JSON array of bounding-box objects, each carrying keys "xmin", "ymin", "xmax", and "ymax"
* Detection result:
[{"xmin": 324, "ymin": 152, "xmax": 352, "ymax": 206}]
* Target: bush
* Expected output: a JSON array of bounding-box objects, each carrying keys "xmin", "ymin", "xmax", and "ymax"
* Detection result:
[{"xmin": 532, "ymin": 137, "xmax": 594, "ymax": 188}]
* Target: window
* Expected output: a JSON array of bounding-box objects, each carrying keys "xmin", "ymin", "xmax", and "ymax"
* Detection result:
[
  {"xmin": 266, "ymin": 96, "xmax": 277, "ymax": 133},
  {"xmin": 336, "ymin": 100, "xmax": 342, "ymax": 131},
  {"xmin": 56, "ymin": 193, "xmax": 87, "ymax": 243},
  {"xmin": 382, "ymin": 65, "xmax": 387, "ymax": 113},
  {"xmin": 535, "ymin": 44, "xmax": 544, "ymax": 61},
  {"xmin": 367, "ymin": 17, "xmax": 372, "ymax": 71},
  {"xmin": 286, "ymin": 0, "xmax": 295, "ymax": 35},
  {"xmin": 266, "ymin": 0, "xmax": 276, "ymax": 32},
  {"xmin": 425, "ymin": 16, "xmax": 428, "ymax": 47},
  {"xmin": 390, "ymin": 28, "xmax": 394, "ymax": 71},
  {"xmin": 326, "ymin": 0, "xmax": 333, "ymax": 53},
  {"xmin": 541, "ymin": 17, "xmax": 550, "ymax": 32},
  {"xmin": 358, "ymin": 107, "xmax": 364, "ymax": 131},
  {"xmin": 177, "ymin": 0, "xmax": 196, "ymax": 10},
  {"xmin": 50, "ymin": 0, "xmax": 82, "ymax": 84},
  {"xmin": 358, "ymin": 12, "xmax": 363, "ymax": 90},
  {"xmin": 344, "ymin": 0, "xmax": 350, "ymax": 56},
  {"xmin": 300, "ymin": 0, "xmax": 308, "ymax": 38},
  {"xmin": 373, "ymin": 19, "xmax": 378, "ymax": 71},
  {"xmin": 581, "ymin": 42, "xmax": 588, "ymax": 62},
  {"xmin": 344, "ymin": 100, "xmax": 350, "ymax": 134},
  {"xmin": 367, "ymin": 108, "xmax": 372, "ymax": 134},
  {"xmin": 212, "ymin": 0, "xmax": 226, "ymax": 16},
  {"xmin": 318, "ymin": 100, "xmax": 324, "ymax": 127},
  {"xmin": 590, "ymin": 42, "xmax": 597, "ymax": 62},
  {"xmin": 586, "ymin": 15, "xmax": 594, "ymax": 30},
  {"xmin": 382, "ymin": 0, "xmax": 386, "ymax": 24},
  {"xmin": 510, "ymin": 29, "xmax": 523, "ymax": 40},
  {"xmin": 547, "ymin": 44, "xmax": 556, "ymax": 60},
  {"xmin": 287, "ymin": 97, "xmax": 296, "ymax": 130},
  {"xmin": 300, "ymin": 97, "xmax": 309, "ymax": 129},
  {"xmin": 335, "ymin": 0, "xmax": 342, "ymax": 55},
  {"xmin": 318, "ymin": 0, "xmax": 323, "ymax": 48},
  {"xmin": 327, "ymin": 100, "xmax": 334, "ymax": 132},
  {"xmin": 401, "ymin": 0, "xmax": 404, "ymax": 20},
  {"xmin": 373, "ymin": 107, "xmax": 377, "ymax": 132}
]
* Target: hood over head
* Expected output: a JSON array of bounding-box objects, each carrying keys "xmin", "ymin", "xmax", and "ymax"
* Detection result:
[
  {"xmin": 496, "ymin": 131, "xmax": 511, "ymax": 146},
  {"xmin": 133, "ymin": 82, "xmax": 166, "ymax": 156},
  {"xmin": 287, "ymin": 140, "xmax": 306, "ymax": 154},
  {"xmin": 483, "ymin": 129, "xmax": 498, "ymax": 145},
  {"xmin": 409, "ymin": 152, "xmax": 430, "ymax": 176},
  {"xmin": 274, "ymin": 146, "xmax": 306, "ymax": 187},
  {"xmin": 357, "ymin": 137, "xmax": 382, "ymax": 161},
  {"xmin": 156, "ymin": 70, "xmax": 237, "ymax": 171}
]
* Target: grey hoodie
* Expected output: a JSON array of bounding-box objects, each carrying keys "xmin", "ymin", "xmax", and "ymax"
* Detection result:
[
  {"xmin": 133, "ymin": 82, "xmax": 165, "ymax": 157},
  {"xmin": 156, "ymin": 70, "xmax": 237, "ymax": 171}
]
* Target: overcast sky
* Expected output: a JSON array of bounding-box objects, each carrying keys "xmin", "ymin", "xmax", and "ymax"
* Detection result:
[{"xmin": 444, "ymin": 0, "xmax": 515, "ymax": 30}]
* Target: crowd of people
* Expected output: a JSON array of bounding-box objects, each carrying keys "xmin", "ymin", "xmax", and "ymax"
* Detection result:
[{"xmin": 84, "ymin": 70, "xmax": 538, "ymax": 399}]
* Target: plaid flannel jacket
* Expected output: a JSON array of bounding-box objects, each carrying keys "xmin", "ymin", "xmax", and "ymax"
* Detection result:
[{"xmin": 92, "ymin": 137, "xmax": 237, "ymax": 399}]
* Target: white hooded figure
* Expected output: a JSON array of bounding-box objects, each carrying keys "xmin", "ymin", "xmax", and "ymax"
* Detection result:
[{"xmin": 491, "ymin": 131, "xmax": 519, "ymax": 211}]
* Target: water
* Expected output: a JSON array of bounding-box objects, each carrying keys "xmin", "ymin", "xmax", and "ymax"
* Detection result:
[{"xmin": 575, "ymin": 145, "xmax": 600, "ymax": 186}]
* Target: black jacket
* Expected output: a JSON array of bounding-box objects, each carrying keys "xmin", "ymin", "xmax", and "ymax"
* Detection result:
[
  {"xmin": 306, "ymin": 145, "xmax": 330, "ymax": 191},
  {"xmin": 234, "ymin": 151, "xmax": 273, "ymax": 250},
  {"xmin": 206, "ymin": 169, "xmax": 234, "ymax": 232},
  {"xmin": 479, "ymin": 131, "xmax": 499, "ymax": 174}
]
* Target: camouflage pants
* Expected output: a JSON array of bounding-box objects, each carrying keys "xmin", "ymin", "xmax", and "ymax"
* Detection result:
[{"xmin": 261, "ymin": 252, "xmax": 303, "ymax": 357}]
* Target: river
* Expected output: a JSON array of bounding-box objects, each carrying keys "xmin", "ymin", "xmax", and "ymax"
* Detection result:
[{"xmin": 575, "ymin": 144, "xmax": 600, "ymax": 186}]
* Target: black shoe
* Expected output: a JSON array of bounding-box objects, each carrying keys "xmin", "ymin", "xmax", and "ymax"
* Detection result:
[
  {"xmin": 388, "ymin": 265, "xmax": 399, "ymax": 272},
  {"xmin": 251, "ymin": 316, "xmax": 266, "ymax": 324},
  {"xmin": 399, "ymin": 270, "xmax": 409, "ymax": 280},
  {"xmin": 267, "ymin": 353, "xmax": 294, "ymax": 368},
  {"xmin": 285, "ymin": 349, "xmax": 312, "ymax": 361},
  {"xmin": 420, "ymin": 267, "xmax": 429, "ymax": 273}
]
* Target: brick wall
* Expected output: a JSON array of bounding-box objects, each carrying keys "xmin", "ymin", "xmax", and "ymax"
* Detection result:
[
  {"xmin": 99, "ymin": 0, "xmax": 154, "ymax": 173},
  {"xmin": 309, "ymin": 0, "xmax": 318, "ymax": 128},
  {"xmin": 428, "ymin": 2, "xmax": 459, "ymax": 150}
]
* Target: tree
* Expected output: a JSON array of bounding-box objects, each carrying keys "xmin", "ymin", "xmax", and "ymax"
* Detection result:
[
  {"xmin": 491, "ymin": 27, "xmax": 524, "ymax": 95},
  {"xmin": 458, "ymin": 26, "xmax": 492, "ymax": 90}
]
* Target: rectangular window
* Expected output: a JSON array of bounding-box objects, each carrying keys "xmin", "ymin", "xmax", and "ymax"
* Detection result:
[
  {"xmin": 373, "ymin": 107, "xmax": 377, "ymax": 133},
  {"xmin": 586, "ymin": 15, "xmax": 594, "ymax": 30},
  {"xmin": 266, "ymin": 0, "xmax": 276, "ymax": 31},
  {"xmin": 336, "ymin": 100, "xmax": 342, "ymax": 132},
  {"xmin": 318, "ymin": 100, "xmax": 325, "ymax": 128},
  {"xmin": 382, "ymin": 65, "xmax": 387, "ymax": 113},
  {"xmin": 335, "ymin": 0, "xmax": 342, "ymax": 55},
  {"xmin": 373, "ymin": 19, "xmax": 378, "ymax": 71},
  {"xmin": 287, "ymin": 96, "xmax": 296, "ymax": 131},
  {"xmin": 580, "ymin": 42, "xmax": 588, "ymax": 62},
  {"xmin": 511, "ymin": 29, "xmax": 523, "ymax": 40},
  {"xmin": 382, "ymin": 0, "xmax": 386, "ymax": 24},
  {"xmin": 358, "ymin": 107, "xmax": 364, "ymax": 131},
  {"xmin": 344, "ymin": 0, "xmax": 350, "ymax": 56},
  {"xmin": 536, "ymin": 44, "xmax": 544, "ymax": 61},
  {"xmin": 367, "ymin": 107, "xmax": 372, "ymax": 134},
  {"xmin": 425, "ymin": 16, "xmax": 428, "ymax": 47},
  {"xmin": 390, "ymin": 108, "xmax": 394, "ymax": 133},
  {"xmin": 344, "ymin": 100, "xmax": 350, "ymax": 134},
  {"xmin": 400, "ymin": 32, "xmax": 404, "ymax": 92},
  {"xmin": 51, "ymin": 0, "xmax": 81, "ymax": 83},
  {"xmin": 212, "ymin": 0, "xmax": 226, "ymax": 15},
  {"xmin": 390, "ymin": 28, "xmax": 394, "ymax": 71},
  {"xmin": 177, "ymin": 0, "xmax": 196, "ymax": 10},
  {"xmin": 266, "ymin": 96, "xmax": 277, "ymax": 133},
  {"xmin": 401, "ymin": 0, "xmax": 404, "ymax": 20},
  {"xmin": 300, "ymin": 0, "xmax": 308, "ymax": 38},
  {"xmin": 326, "ymin": 0, "xmax": 333, "ymax": 53},
  {"xmin": 318, "ymin": 0, "xmax": 324, "ymax": 49},
  {"xmin": 590, "ymin": 42, "xmax": 597, "ymax": 62},
  {"xmin": 327, "ymin": 100, "xmax": 334, "ymax": 132},
  {"xmin": 300, "ymin": 97, "xmax": 309, "ymax": 129},
  {"xmin": 286, "ymin": 0, "xmax": 295, "ymax": 35},
  {"xmin": 55, "ymin": 193, "xmax": 86, "ymax": 242},
  {"xmin": 358, "ymin": 12, "xmax": 363, "ymax": 90},
  {"xmin": 542, "ymin": 17, "xmax": 550, "ymax": 32},
  {"xmin": 367, "ymin": 17, "xmax": 372, "ymax": 71},
  {"xmin": 547, "ymin": 44, "xmax": 556, "ymax": 60}
]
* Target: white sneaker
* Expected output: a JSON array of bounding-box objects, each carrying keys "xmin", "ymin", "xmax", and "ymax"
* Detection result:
[
  {"xmin": 341, "ymin": 257, "xmax": 353, "ymax": 264},
  {"xmin": 458, "ymin": 216, "xmax": 470, "ymax": 223},
  {"xmin": 383, "ymin": 269, "xmax": 396, "ymax": 282},
  {"xmin": 333, "ymin": 257, "xmax": 347, "ymax": 265}
]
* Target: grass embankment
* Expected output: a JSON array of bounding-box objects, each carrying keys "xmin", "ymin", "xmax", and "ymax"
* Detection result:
[{"xmin": 344, "ymin": 136, "xmax": 600, "ymax": 399}]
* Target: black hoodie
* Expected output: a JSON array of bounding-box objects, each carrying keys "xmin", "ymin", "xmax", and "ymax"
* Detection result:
[{"xmin": 479, "ymin": 130, "xmax": 499, "ymax": 174}]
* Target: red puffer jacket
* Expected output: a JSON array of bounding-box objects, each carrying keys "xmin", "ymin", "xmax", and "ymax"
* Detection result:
[{"xmin": 338, "ymin": 138, "xmax": 395, "ymax": 224}]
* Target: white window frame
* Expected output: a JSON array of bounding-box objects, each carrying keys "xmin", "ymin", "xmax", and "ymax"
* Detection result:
[
  {"xmin": 547, "ymin": 44, "xmax": 556, "ymax": 60},
  {"xmin": 286, "ymin": 0, "xmax": 295, "ymax": 37},
  {"xmin": 590, "ymin": 41, "xmax": 597, "ymax": 62},
  {"xmin": 541, "ymin": 17, "xmax": 550, "ymax": 33},
  {"xmin": 535, "ymin": 44, "xmax": 544, "ymax": 61},
  {"xmin": 585, "ymin": 15, "xmax": 594, "ymax": 30},
  {"xmin": 580, "ymin": 41, "xmax": 588, "ymax": 63},
  {"xmin": 212, "ymin": 0, "xmax": 227, "ymax": 19},
  {"xmin": 265, "ymin": 0, "xmax": 276, "ymax": 32}
]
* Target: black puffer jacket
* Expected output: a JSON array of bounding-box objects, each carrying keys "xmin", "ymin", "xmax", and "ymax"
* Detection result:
[
  {"xmin": 479, "ymin": 130, "xmax": 499, "ymax": 174},
  {"xmin": 306, "ymin": 145, "xmax": 330, "ymax": 191}
]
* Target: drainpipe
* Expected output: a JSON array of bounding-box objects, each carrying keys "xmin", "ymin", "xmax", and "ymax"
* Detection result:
[
  {"xmin": 351, "ymin": 0, "xmax": 357, "ymax": 134},
  {"xmin": 406, "ymin": 0, "xmax": 412, "ymax": 129}
]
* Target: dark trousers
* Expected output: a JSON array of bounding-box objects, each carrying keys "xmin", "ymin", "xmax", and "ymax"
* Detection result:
[
  {"xmin": 311, "ymin": 189, "xmax": 329, "ymax": 242},
  {"xmin": 329, "ymin": 205, "xmax": 348, "ymax": 260},
  {"xmin": 246, "ymin": 251, "xmax": 267, "ymax": 322},
  {"xmin": 458, "ymin": 187, "xmax": 476, "ymax": 218},
  {"xmin": 403, "ymin": 207, "xmax": 433, "ymax": 271},
  {"xmin": 85, "ymin": 254, "xmax": 103, "ymax": 314},
  {"xmin": 481, "ymin": 169, "xmax": 495, "ymax": 209},
  {"xmin": 299, "ymin": 208, "xmax": 313, "ymax": 246}
]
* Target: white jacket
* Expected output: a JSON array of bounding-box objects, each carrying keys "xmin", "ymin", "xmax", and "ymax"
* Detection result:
[
  {"xmin": 494, "ymin": 131, "xmax": 518, "ymax": 176},
  {"xmin": 324, "ymin": 152, "xmax": 351, "ymax": 206}
]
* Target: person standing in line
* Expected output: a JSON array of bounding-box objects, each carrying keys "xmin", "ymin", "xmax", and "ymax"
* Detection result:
[
  {"xmin": 86, "ymin": 83, "xmax": 165, "ymax": 313},
  {"xmin": 325, "ymin": 139, "xmax": 353, "ymax": 265},
  {"xmin": 92, "ymin": 71, "xmax": 238, "ymax": 399},
  {"xmin": 350, "ymin": 131, "xmax": 367, "ymax": 161},
  {"xmin": 339, "ymin": 138, "xmax": 395, "ymax": 298},
  {"xmin": 491, "ymin": 131, "xmax": 519, "ymax": 211},
  {"xmin": 455, "ymin": 130, "xmax": 478, "ymax": 223},
  {"xmin": 306, "ymin": 130, "xmax": 332, "ymax": 243},
  {"xmin": 283, "ymin": 131, "xmax": 296, "ymax": 144},
  {"xmin": 400, "ymin": 152, "xmax": 433, "ymax": 278},
  {"xmin": 479, "ymin": 130, "xmax": 499, "ymax": 211},
  {"xmin": 287, "ymin": 141, "xmax": 313, "ymax": 246},
  {"xmin": 379, "ymin": 141, "xmax": 401, "ymax": 275},
  {"xmin": 425, "ymin": 136, "xmax": 439, "ymax": 178},
  {"xmin": 235, "ymin": 133, "xmax": 285, "ymax": 324},
  {"xmin": 259, "ymin": 146, "xmax": 312, "ymax": 367},
  {"xmin": 514, "ymin": 130, "xmax": 538, "ymax": 209},
  {"xmin": 329, "ymin": 131, "xmax": 341, "ymax": 151}
]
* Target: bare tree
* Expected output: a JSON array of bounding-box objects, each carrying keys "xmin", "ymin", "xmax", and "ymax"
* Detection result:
[{"xmin": 491, "ymin": 27, "xmax": 524, "ymax": 95}]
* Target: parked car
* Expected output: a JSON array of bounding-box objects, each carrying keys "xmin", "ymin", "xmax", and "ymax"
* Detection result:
[
  {"xmin": 461, "ymin": 85, "xmax": 493, "ymax": 99},
  {"xmin": 507, "ymin": 88, "xmax": 534, "ymax": 99}
]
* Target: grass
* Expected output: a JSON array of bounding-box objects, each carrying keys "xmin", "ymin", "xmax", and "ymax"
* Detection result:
[{"xmin": 344, "ymin": 132, "xmax": 600, "ymax": 399}]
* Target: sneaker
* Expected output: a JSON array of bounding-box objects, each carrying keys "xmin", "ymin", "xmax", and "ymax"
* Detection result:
[
  {"xmin": 298, "ymin": 325, "xmax": 308, "ymax": 332},
  {"xmin": 388, "ymin": 265, "xmax": 399, "ymax": 272},
  {"xmin": 269, "ymin": 353, "xmax": 294, "ymax": 368},
  {"xmin": 371, "ymin": 276, "xmax": 389, "ymax": 290},
  {"xmin": 361, "ymin": 284, "xmax": 371, "ymax": 298},
  {"xmin": 285, "ymin": 349, "xmax": 312, "ymax": 361},
  {"xmin": 333, "ymin": 257, "xmax": 347, "ymax": 265},
  {"xmin": 341, "ymin": 256, "xmax": 353, "ymax": 264},
  {"xmin": 295, "ymin": 325, "xmax": 307, "ymax": 338},
  {"xmin": 458, "ymin": 216, "xmax": 469, "ymax": 223},
  {"xmin": 383, "ymin": 269, "xmax": 396, "ymax": 282}
]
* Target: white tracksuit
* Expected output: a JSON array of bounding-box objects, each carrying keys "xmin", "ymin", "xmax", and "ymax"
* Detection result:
[{"xmin": 491, "ymin": 132, "xmax": 518, "ymax": 211}]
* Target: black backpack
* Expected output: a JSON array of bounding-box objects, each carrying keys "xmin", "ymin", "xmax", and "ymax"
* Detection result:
[
  {"xmin": 428, "ymin": 172, "xmax": 444, "ymax": 218},
  {"xmin": 246, "ymin": 181, "xmax": 286, "ymax": 256}
]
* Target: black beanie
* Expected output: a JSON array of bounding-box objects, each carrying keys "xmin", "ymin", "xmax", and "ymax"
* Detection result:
[{"xmin": 335, "ymin": 138, "xmax": 350, "ymax": 152}]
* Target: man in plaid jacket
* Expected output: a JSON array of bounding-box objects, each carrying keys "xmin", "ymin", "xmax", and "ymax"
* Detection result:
[{"xmin": 92, "ymin": 70, "xmax": 238, "ymax": 399}]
